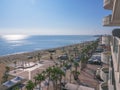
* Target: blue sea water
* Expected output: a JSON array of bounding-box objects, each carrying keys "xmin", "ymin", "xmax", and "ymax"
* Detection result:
[{"xmin": 0, "ymin": 35, "xmax": 98, "ymax": 56}]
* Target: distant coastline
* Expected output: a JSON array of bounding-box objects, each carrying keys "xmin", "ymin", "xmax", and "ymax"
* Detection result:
[{"xmin": 0, "ymin": 35, "xmax": 98, "ymax": 56}]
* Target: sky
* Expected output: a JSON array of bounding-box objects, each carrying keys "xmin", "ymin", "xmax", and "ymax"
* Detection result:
[{"xmin": 0, "ymin": 0, "xmax": 115, "ymax": 35}]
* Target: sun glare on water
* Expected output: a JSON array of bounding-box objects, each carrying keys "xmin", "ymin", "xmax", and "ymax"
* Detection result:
[{"xmin": 1, "ymin": 35, "xmax": 29, "ymax": 41}]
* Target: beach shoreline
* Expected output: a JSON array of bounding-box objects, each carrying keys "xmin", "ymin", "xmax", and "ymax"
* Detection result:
[
  {"xmin": 0, "ymin": 40, "xmax": 96, "ymax": 85},
  {"xmin": 0, "ymin": 40, "xmax": 94, "ymax": 59}
]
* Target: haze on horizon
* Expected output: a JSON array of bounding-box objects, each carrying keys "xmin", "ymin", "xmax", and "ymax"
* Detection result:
[{"xmin": 0, "ymin": 0, "xmax": 114, "ymax": 35}]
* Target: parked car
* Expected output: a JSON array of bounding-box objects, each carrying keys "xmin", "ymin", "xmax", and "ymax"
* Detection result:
[
  {"xmin": 57, "ymin": 55, "xmax": 68, "ymax": 60},
  {"xmin": 88, "ymin": 55, "xmax": 102, "ymax": 65}
]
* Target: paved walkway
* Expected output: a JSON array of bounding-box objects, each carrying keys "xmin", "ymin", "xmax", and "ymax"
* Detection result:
[{"xmin": 9, "ymin": 60, "xmax": 54, "ymax": 80}]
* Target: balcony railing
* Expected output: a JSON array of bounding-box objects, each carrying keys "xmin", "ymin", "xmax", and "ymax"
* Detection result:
[
  {"xmin": 103, "ymin": 0, "xmax": 113, "ymax": 10},
  {"xmin": 103, "ymin": 15, "xmax": 112, "ymax": 26}
]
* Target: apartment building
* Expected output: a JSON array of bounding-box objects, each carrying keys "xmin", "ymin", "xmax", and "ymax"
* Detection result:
[{"xmin": 102, "ymin": 0, "xmax": 120, "ymax": 90}]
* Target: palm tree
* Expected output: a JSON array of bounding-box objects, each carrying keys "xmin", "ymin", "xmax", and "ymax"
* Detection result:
[
  {"xmin": 81, "ymin": 54, "xmax": 88, "ymax": 70},
  {"xmin": 68, "ymin": 55, "xmax": 74, "ymax": 83},
  {"xmin": 42, "ymin": 70, "xmax": 46, "ymax": 77},
  {"xmin": 72, "ymin": 70, "xmax": 80, "ymax": 80},
  {"xmin": 13, "ymin": 86, "xmax": 19, "ymax": 90},
  {"xmin": 36, "ymin": 73, "xmax": 45, "ymax": 90},
  {"xmin": 33, "ymin": 76, "xmax": 37, "ymax": 86},
  {"xmin": 64, "ymin": 63, "xmax": 70, "ymax": 82},
  {"xmin": 73, "ymin": 61, "xmax": 80, "ymax": 81},
  {"xmin": 46, "ymin": 67, "xmax": 52, "ymax": 90},
  {"xmin": 73, "ymin": 46, "xmax": 79, "ymax": 57},
  {"xmin": 51, "ymin": 66, "xmax": 65, "ymax": 90},
  {"xmin": 50, "ymin": 67, "xmax": 58, "ymax": 90},
  {"xmin": 1, "ymin": 66, "xmax": 10, "ymax": 83},
  {"xmin": 5, "ymin": 66, "xmax": 10, "ymax": 74},
  {"xmin": 1, "ymin": 74, "xmax": 8, "ymax": 83},
  {"xmin": 50, "ymin": 53, "xmax": 53, "ymax": 60},
  {"xmin": 73, "ymin": 62, "xmax": 79, "ymax": 73},
  {"xmin": 26, "ymin": 80, "xmax": 35, "ymax": 90},
  {"xmin": 57, "ymin": 68, "xmax": 65, "ymax": 90},
  {"xmin": 46, "ymin": 66, "xmax": 59, "ymax": 90},
  {"xmin": 34, "ymin": 55, "xmax": 38, "ymax": 64},
  {"xmin": 37, "ymin": 53, "xmax": 41, "ymax": 63},
  {"xmin": 5, "ymin": 66, "xmax": 10, "ymax": 80},
  {"xmin": 13, "ymin": 61, "xmax": 17, "ymax": 73}
]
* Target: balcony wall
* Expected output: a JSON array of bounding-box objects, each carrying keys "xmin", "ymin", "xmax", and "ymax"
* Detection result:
[
  {"xmin": 104, "ymin": 0, "xmax": 113, "ymax": 10},
  {"xmin": 103, "ymin": 15, "xmax": 112, "ymax": 26}
]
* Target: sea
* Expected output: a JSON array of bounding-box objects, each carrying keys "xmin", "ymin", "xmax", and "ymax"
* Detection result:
[{"xmin": 0, "ymin": 35, "xmax": 98, "ymax": 56}]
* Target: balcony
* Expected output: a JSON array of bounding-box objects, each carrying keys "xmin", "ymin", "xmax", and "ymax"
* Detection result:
[
  {"xmin": 103, "ymin": 15, "xmax": 112, "ymax": 26},
  {"xmin": 103, "ymin": 0, "xmax": 113, "ymax": 10}
]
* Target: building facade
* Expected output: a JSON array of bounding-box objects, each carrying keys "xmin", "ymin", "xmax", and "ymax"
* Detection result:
[{"xmin": 103, "ymin": 0, "xmax": 120, "ymax": 90}]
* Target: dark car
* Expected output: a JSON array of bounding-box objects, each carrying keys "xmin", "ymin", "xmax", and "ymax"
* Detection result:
[
  {"xmin": 88, "ymin": 55, "xmax": 102, "ymax": 65},
  {"xmin": 57, "ymin": 55, "xmax": 68, "ymax": 60},
  {"xmin": 74, "ymin": 57, "xmax": 81, "ymax": 62}
]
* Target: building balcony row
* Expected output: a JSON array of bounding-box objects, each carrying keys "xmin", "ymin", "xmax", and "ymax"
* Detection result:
[
  {"xmin": 103, "ymin": 0, "xmax": 120, "ymax": 26},
  {"xmin": 103, "ymin": 14, "xmax": 120, "ymax": 26}
]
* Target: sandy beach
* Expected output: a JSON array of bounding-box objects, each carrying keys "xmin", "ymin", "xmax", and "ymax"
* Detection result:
[{"xmin": 0, "ymin": 41, "xmax": 93, "ymax": 84}]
